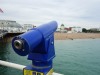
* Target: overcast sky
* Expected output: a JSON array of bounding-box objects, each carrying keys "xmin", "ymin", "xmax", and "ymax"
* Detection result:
[{"xmin": 0, "ymin": 0, "xmax": 100, "ymax": 28}]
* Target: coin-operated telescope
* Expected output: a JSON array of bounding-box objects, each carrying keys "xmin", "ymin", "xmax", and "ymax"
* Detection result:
[{"xmin": 12, "ymin": 21, "xmax": 58, "ymax": 75}]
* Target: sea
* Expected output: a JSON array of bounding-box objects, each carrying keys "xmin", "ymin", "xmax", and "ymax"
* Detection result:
[{"xmin": 0, "ymin": 39, "xmax": 100, "ymax": 75}]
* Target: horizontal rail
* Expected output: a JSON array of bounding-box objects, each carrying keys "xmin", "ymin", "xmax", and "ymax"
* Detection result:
[
  {"xmin": 0, "ymin": 60, "xmax": 63, "ymax": 75},
  {"xmin": 0, "ymin": 60, "xmax": 25, "ymax": 70}
]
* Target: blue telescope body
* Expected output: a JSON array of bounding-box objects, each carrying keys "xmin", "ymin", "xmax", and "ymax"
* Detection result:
[{"xmin": 12, "ymin": 21, "xmax": 58, "ymax": 72}]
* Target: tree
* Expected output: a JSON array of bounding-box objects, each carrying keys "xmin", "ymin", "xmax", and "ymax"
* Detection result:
[
  {"xmin": 61, "ymin": 24, "xmax": 64, "ymax": 26},
  {"xmin": 82, "ymin": 28, "xmax": 87, "ymax": 33}
]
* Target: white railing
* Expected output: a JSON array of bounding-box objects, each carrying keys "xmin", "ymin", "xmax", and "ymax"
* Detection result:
[{"xmin": 0, "ymin": 60, "xmax": 63, "ymax": 75}]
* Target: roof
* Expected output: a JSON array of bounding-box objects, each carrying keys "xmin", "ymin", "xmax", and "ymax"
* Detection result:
[
  {"xmin": 7, "ymin": 22, "xmax": 22, "ymax": 28},
  {"xmin": 0, "ymin": 20, "xmax": 22, "ymax": 28},
  {"xmin": 61, "ymin": 24, "xmax": 64, "ymax": 26}
]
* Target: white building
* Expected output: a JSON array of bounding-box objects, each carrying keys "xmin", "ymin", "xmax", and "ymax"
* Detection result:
[
  {"xmin": 56, "ymin": 28, "xmax": 61, "ymax": 32},
  {"xmin": 99, "ymin": 28, "xmax": 100, "ymax": 31},
  {"xmin": 22, "ymin": 24, "xmax": 33, "ymax": 32},
  {"xmin": 71, "ymin": 27, "xmax": 82, "ymax": 33},
  {"xmin": 0, "ymin": 20, "xmax": 22, "ymax": 33},
  {"xmin": 60, "ymin": 24, "xmax": 67, "ymax": 33}
]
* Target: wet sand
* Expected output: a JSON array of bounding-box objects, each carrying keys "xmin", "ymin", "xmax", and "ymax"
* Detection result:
[{"xmin": 54, "ymin": 33, "xmax": 100, "ymax": 40}]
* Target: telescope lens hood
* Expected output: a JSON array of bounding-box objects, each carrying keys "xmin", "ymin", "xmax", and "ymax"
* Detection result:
[
  {"xmin": 14, "ymin": 40, "xmax": 23, "ymax": 50},
  {"xmin": 12, "ymin": 36, "xmax": 29, "ymax": 56}
]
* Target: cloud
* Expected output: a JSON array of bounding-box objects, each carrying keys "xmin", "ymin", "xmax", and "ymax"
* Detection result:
[{"xmin": 0, "ymin": 0, "xmax": 100, "ymax": 28}]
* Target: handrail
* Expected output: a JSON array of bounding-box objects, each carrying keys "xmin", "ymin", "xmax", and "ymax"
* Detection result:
[
  {"xmin": 0, "ymin": 60, "xmax": 63, "ymax": 75},
  {"xmin": 0, "ymin": 60, "xmax": 25, "ymax": 70}
]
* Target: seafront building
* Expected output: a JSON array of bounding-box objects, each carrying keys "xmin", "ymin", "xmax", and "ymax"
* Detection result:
[
  {"xmin": 57, "ymin": 24, "xmax": 82, "ymax": 33},
  {"xmin": 22, "ymin": 24, "xmax": 36, "ymax": 32},
  {"xmin": 60, "ymin": 24, "xmax": 67, "ymax": 33},
  {"xmin": 0, "ymin": 20, "xmax": 37, "ymax": 33},
  {"xmin": 56, "ymin": 28, "xmax": 61, "ymax": 32},
  {"xmin": 89, "ymin": 28, "xmax": 98, "ymax": 31},
  {"xmin": 0, "ymin": 20, "xmax": 22, "ymax": 33},
  {"xmin": 97, "ymin": 28, "xmax": 100, "ymax": 31},
  {"xmin": 71, "ymin": 27, "xmax": 82, "ymax": 33}
]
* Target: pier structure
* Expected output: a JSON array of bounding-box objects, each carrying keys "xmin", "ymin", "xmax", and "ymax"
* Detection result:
[
  {"xmin": 0, "ymin": 20, "xmax": 22, "ymax": 33},
  {"xmin": 2, "ymin": 33, "xmax": 24, "ymax": 42},
  {"xmin": 0, "ymin": 32, "xmax": 23, "ymax": 42},
  {"xmin": 0, "ymin": 20, "xmax": 24, "ymax": 42},
  {"xmin": 0, "ymin": 30, "xmax": 8, "ymax": 39}
]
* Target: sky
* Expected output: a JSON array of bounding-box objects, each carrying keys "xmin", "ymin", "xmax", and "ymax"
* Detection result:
[{"xmin": 0, "ymin": 0, "xmax": 100, "ymax": 28}]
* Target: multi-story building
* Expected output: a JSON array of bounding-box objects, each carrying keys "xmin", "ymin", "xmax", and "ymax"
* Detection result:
[
  {"xmin": 0, "ymin": 20, "xmax": 22, "ymax": 33},
  {"xmin": 71, "ymin": 27, "xmax": 82, "ymax": 33},
  {"xmin": 60, "ymin": 24, "xmax": 67, "ymax": 33},
  {"xmin": 22, "ymin": 24, "xmax": 35, "ymax": 32}
]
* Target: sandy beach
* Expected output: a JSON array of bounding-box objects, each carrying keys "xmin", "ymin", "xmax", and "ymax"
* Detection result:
[{"xmin": 54, "ymin": 33, "xmax": 100, "ymax": 40}]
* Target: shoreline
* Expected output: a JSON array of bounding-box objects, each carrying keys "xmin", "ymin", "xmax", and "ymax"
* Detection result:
[
  {"xmin": 54, "ymin": 33, "xmax": 100, "ymax": 40},
  {"xmin": 1, "ymin": 33, "xmax": 100, "ymax": 43}
]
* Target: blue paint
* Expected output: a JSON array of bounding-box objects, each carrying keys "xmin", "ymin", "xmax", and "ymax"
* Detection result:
[{"xmin": 12, "ymin": 21, "xmax": 58, "ymax": 75}]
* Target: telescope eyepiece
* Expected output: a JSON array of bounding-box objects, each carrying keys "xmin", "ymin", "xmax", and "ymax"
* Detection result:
[{"xmin": 14, "ymin": 40, "xmax": 23, "ymax": 50}]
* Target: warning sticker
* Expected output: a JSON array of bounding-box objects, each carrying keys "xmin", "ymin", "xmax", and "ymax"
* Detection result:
[{"xmin": 24, "ymin": 69, "xmax": 44, "ymax": 75}]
